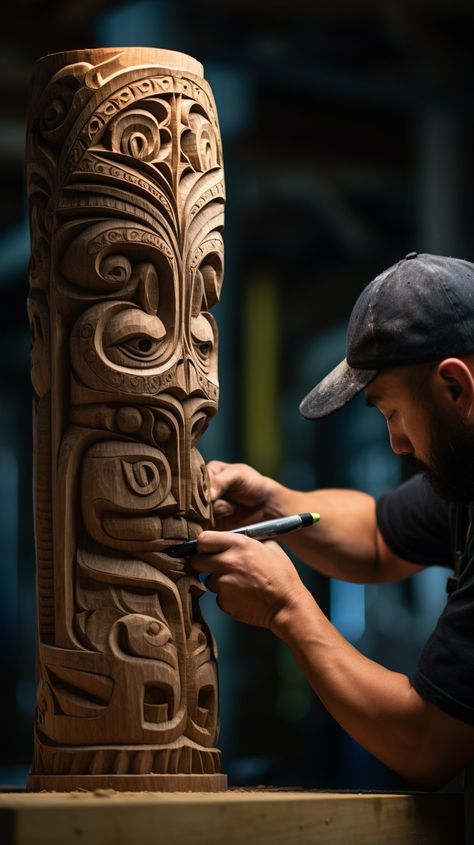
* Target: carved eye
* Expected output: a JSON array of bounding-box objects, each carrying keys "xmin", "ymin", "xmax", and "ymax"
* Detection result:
[
  {"xmin": 122, "ymin": 458, "xmax": 163, "ymax": 496},
  {"xmin": 198, "ymin": 341, "xmax": 212, "ymax": 357},
  {"xmin": 191, "ymin": 413, "xmax": 209, "ymax": 445},
  {"xmin": 117, "ymin": 335, "xmax": 162, "ymax": 359},
  {"xmin": 191, "ymin": 314, "xmax": 215, "ymax": 371},
  {"xmin": 138, "ymin": 338, "xmax": 152, "ymax": 353},
  {"xmin": 102, "ymin": 309, "xmax": 168, "ymax": 368}
]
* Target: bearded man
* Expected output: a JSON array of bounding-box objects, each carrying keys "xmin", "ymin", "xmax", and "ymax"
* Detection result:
[{"xmin": 191, "ymin": 252, "xmax": 474, "ymax": 791}]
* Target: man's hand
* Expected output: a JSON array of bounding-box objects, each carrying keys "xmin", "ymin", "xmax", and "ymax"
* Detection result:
[
  {"xmin": 206, "ymin": 461, "xmax": 422, "ymax": 584},
  {"xmin": 208, "ymin": 461, "xmax": 278, "ymax": 530},
  {"xmin": 191, "ymin": 530, "xmax": 312, "ymax": 629}
]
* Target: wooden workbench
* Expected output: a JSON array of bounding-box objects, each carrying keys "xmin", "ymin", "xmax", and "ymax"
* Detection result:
[{"xmin": 0, "ymin": 788, "xmax": 464, "ymax": 844}]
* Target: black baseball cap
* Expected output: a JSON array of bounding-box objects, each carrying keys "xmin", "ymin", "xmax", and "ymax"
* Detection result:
[{"xmin": 299, "ymin": 252, "xmax": 474, "ymax": 420}]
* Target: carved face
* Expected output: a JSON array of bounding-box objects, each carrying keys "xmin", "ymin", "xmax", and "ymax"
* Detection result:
[
  {"xmin": 48, "ymin": 80, "xmax": 226, "ymax": 555},
  {"xmin": 81, "ymin": 439, "xmax": 212, "ymax": 554}
]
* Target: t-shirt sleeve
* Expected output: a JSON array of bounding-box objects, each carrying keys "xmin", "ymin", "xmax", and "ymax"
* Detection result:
[{"xmin": 376, "ymin": 473, "xmax": 452, "ymax": 568}]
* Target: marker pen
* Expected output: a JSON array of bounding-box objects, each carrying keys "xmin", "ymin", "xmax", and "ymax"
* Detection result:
[{"xmin": 164, "ymin": 512, "xmax": 320, "ymax": 558}]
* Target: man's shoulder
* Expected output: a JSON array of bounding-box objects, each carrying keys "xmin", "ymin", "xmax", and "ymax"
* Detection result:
[
  {"xmin": 376, "ymin": 472, "xmax": 452, "ymax": 568},
  {"xmin": 385, "ymin": 472, "xmax": 443, "ymax": 506}
]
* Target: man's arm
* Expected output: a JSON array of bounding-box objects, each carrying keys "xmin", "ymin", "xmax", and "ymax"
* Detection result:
[
  {"xmin": 272, "ymin": 589, "xmax": 474, "ymax": 789},
  {"xmin": 208, "ymin": 461, "xmax": 424, "ymax": 583},
  {"xmin": 192, "ymin": 531, "xmax": 474, "ymax": 789}
]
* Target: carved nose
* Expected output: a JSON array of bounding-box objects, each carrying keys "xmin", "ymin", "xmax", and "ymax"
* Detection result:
[
  {"xmin": 172, "ymin": 357, "xmax": 218, "ymax": 405},
  {"xmin": 173, "ymin": 408, "xmax": 211, "ymax": 522}
]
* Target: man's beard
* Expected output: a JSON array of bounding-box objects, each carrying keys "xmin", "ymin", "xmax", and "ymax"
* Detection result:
[{"xmin": 407, "ymin": 401, "xmax": 474, "ymax": 503}]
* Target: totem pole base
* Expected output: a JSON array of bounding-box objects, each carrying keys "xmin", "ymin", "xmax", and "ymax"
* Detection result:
[{"xmin": 26, "ymin": 773, "xmax": 227, "ymax": 792}]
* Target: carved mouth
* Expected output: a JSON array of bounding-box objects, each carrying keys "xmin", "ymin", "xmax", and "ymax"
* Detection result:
[{"xmin": 102, "ymin": 513, "xmax": 203, "ymax": 544}]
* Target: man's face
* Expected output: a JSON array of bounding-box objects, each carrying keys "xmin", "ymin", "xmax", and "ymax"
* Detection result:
[{"xmin": 364, "ymin": 367, "xmax": 474, "ymax": 503}]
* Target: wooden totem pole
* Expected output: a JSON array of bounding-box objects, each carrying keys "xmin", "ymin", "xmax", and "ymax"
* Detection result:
[{"xmin": 26, "ymin": 47, "xmax": 226, "ymax": 791}]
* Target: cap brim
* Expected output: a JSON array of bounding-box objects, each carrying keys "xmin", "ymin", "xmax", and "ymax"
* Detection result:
[{"xmin": 299, "ymin": 358, "xmax": 377, "ymax": 420}]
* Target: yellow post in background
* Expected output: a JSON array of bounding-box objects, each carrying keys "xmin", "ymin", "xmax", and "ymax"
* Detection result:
[{"xmin": 243, "ymin": 274, "xmax": 280, "ymax": 477}]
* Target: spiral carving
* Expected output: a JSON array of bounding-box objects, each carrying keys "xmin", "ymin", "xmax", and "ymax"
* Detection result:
[
  {"xmin": 110, "ymin": 109, "xmax": 168, "ymax": 162},
  {"xmin": 98, "ymin": 254, "xmax": 133, "ymax": 286},
  {"xmin": 181, "ymin": 113, "xmax": 219, "ymax": 172}
]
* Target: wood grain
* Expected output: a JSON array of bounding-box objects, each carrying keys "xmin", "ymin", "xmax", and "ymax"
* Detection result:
[
  {"xmin": 0, "ymin": 790, "xmax": 464, "ymax": 845},
  {"xmin": 26, "ymin": 46, "xmax": 226, "ymax": 791}
]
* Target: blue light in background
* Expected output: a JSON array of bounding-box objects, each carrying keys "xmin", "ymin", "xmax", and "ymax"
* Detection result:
[
  {"xmin": 0, "ymin": 445, "xmax": 18, "ymax": 662},
  {"xmin": 330, "ymin": 580, "xmax": 365, "ymax": 643},
  {"xmin": 0, "ymin": 219, "xmax": 29, "ymax": 282},
  {"xmin": 95, "ymin": 0, "xmax": 180, "ymax": 49},
  {"xmin": 16, "ymin": 680, "xmax": 36, "ymax": 716}
]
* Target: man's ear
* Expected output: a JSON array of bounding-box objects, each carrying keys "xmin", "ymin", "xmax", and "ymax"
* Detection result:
[{"xmin": 434, "ymin": 358, "xmax": 474, "ymax": 419}]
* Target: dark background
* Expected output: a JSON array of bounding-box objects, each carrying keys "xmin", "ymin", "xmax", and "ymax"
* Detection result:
[{"xmin": 0, "ymin": 0, "xmax": 473, "ymax": 791}]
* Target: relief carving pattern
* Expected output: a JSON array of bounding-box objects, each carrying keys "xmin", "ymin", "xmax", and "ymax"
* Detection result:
[{"xmin": 26, "ymin": 47, "xmax": 226, "ymax": 791}]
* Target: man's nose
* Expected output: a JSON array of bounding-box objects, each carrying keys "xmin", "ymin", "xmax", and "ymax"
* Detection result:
[{"xmin": 388, "ymin": 425, "xmax": 414, "ymax": 456}]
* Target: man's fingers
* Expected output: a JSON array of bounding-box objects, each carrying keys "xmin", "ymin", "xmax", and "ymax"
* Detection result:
[
  {"xmin": 212, "ymin": 498, "xmax": 236, "ymax": 518},
  {"xmin": 205, "ymin": 573, "xmax": 220, "ymax": 593},
  {"xmin": 208, "ymin": 463, "xmax": 252, "ymax": 503},
  {"xmin": 196, "ymin": 530, "xmax": 244, "ymax": 554},
  {"xmin": 207, "ymin": 460, "xmax": 228, "ymax": 478},
  {"xmin": 190, "ymin": 531, "xmax": 247, "ymax": 574},
  {"xmin": 207, "ymin": 461, "xmax": 230, "ymax": 499},
  {"xmin": 191, "ymin": 554, "xmax": 225, "ymax": 574}
]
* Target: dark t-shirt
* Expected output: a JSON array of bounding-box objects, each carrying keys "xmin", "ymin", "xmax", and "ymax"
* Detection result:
[{"xmin": 376, "ymin": 473, "xmax": 474, "ymax": 726}]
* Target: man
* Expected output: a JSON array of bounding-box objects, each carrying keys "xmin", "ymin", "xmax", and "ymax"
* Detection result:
[{"xmin": 191, "ymin": 252, "xmax": 474, "ymax": 790}]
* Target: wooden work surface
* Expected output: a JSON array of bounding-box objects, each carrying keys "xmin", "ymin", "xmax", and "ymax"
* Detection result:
[{"xmin": 0, "ymin": 788, "xmax": 464, "ymax": 845}]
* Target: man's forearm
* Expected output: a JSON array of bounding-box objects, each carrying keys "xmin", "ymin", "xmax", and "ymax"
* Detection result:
[
  {"xmin": 270, "ymin": 591, "xmax": 467, "ymax": 788},
  {"xmin": 265, "ymin": 483, "xmax": 382, "ymax": 582}
]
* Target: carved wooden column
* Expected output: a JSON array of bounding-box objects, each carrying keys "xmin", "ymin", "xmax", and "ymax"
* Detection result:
[{"xmin": 26, "ymin": 47, "xmax": 226, "ymax": 792}]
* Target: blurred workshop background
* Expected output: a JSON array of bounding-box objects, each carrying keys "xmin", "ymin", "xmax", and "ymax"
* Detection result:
[{"xmin": 1, "ymin": 0, "xmax": 473, "ymax": 792}]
